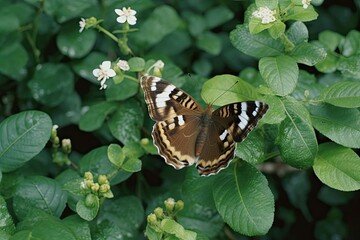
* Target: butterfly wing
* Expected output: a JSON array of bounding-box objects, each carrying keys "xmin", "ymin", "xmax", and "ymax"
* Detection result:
[
  {"xmin": 196, "ymin": 101, "xmax": 269, "ymax": 176},
  {"xmin": 141, "ymin": 75, "xmax": 203, "ymax": 169}
]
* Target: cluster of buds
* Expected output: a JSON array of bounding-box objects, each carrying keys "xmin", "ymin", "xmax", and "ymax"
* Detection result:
[
  {"xmin": 50, "ymin": 125, "xmax": 71, "ymax": 166},
  {"xmin": 147, "ymin": 198, "xmax": 185, "ymax": 226},
  {"xmin": 81, "ymin": 172, "xmax": 113, "ymax": 200}
]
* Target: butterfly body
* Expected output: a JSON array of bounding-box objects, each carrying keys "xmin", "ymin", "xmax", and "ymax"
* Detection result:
[{"xmin": 141, "ymin": 75, "xmax": 268, "ymax": 176}]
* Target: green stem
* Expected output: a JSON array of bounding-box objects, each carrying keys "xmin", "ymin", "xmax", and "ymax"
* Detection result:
[
  {"xmin": 124, "ymin": 74, "xmax": 139, "ymax": 82},
  {"xmin": 96, "ymin": 25, "xmax": 119, "ymax": 43}
]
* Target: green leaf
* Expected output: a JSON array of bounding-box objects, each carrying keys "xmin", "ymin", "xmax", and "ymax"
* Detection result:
[
  {"xmin": 341, "ymin": 30, "xmax": 360, "ymax": 57},
  {"xmin": 318, "ymin": 186, "xmax": 355, "ymax": 206},
  {"xmin": 44, "ymin": 0, "xmax": 97, "ymax": 23},
  {"xmin": 0, "ymin": 12, "xmax": 19, "ymax": 33},
  {"xmin": 204, "ymin": 5, "xmax": 234, "ymax": 29},
  {"xmin": 213, "ymin": 162, "xmax": 274, "ymax": 236},
  {"xmin": 122, "ymin": 158, "xmax": 142, "ymax": 173},
  {"xmin": 72, "ymin": 52, "xmax": 108, "ymax": 83},
  {"xmin": 259, "ymin": 55, "xmax": 299, "ymax": 96},
  {"xmin": 255, "ymin": 0, "xmax": 278, "ymax": 8},
  {"xmin": 196, "ymin": 31, "xmax": 221, "ymax": 55},
  {"xmin": 320, "ymin": 82, "xmax": 360, "ymax": 108},
  {"xmin": 76, "ymin": 194, "xmax": 99, "ymax": 221},
  {"xmin": 178, "ymin": 201, "xmax": 223, "ymax": 238},
  {"xmin": 107, "ymin": 144, "xmax": 125, "ymax": 168},
  {"xmin": 0, "ymin": 195, "xmax": 15, "ymax": 235},
  {"xmin": 93, "ymin": 196, "xmax": 144, "ymax": 239},
  {"xmin": 161, "ymin": 218, "xmax": 197, "ymax": 240},
  {"xmin": 182, "ymin": 169, "xmax": 215, "ymax": 208},
  {"xmin": 262, "ymin": 95, "xmax": 286, "ymax": 124},
  {"xmin": 313, "ymin": 143, "xmax": 360, "ymax": 191},
  {"xmin": 292, "ymin": 70, "xmax": 322, "ymax": 101},
  {"xmin": 230, "ymin": 24, "xmax": 284, "ymax": 58},
  {"xmin": 132, "ymin": 5, "xmax": 180, "ymax": 47},
  {"xmin": 0, "ymin": 111, "xmax": 52, "ymax": 172},
  {"xmin": 62, "ymin": 215, "xmax": 91, "ymax": 240},
  {"xmin": 318, "ymin": 30, "xmax": 344, "ymax": 51},
  {"xmin": 15, "ymin": 212, "xmax": 80, "ymax": 239},
  {"xmin": 201, "ymin": 74, "xmax": 260, "ymax": 106},
  {"xmin": 13, "ymin": 176, "xmax": 67, "ymax": 220},
  {"xmin": 28, "ymin": 63, "xmax": 74, "ymax": 107},
  {"xmin": 286, "ymin": 21, "xmax": 309, "ymax": 45},
  {"xmin": 337, "ymin": 54, "xmax": 360, "ymax": 78},
  {"xmin": 79, "ymin": 146, "xmax": 132, "ymax": 185},
  {"xmin": 107, "ymin": 99, "xmax": 144, "ymax": 144},
  {"xmin": 236, "ymin": 130, "xmax": 266, "ymax": 165},
  {"xmin": 276, "ymin": 97, "xmax": 317, "ymax": 169},
  {"xmin": 284, "ymin": 5, "xmax": 318, "ymax": 22},
  {"xmin": 56, "ymin": 22, "xmax": 96, "ymax": 58},
  {"xmin": 309, "ymin": 104, "xmax": 360, "ymax": 148},
  {"xmin": 290, "ymin": 42, "xmax": 327, "ymax": 66},
  {"xmin": 315, "ymin": 46, "xmax": 338, "ymax": 73},
  {"xmin": 79, "ymin": 101, "xmax": 117, "ymax": 132},
  {"xmin": 106, "ymin": 79, "xmax": 138, "ymax": 101},
  {"xmin": 128, "ymin": 57, "xmax": 145, "ymax": 72},
  {"xmin": 0, "ymin": 42, "xmax": 28, "ymax": 77}
]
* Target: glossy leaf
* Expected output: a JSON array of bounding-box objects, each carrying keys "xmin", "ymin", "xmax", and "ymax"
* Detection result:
[
  {"xmin": 0, "ymin": 42, "xmax": 28, "ymax": 77},
  {"xmin": 76, "ymin": 194, "xmax": 99, "ymax": 221},
  {"xmin": 107, "ymin": 99, "xmax": 144, "ymax": 144},
  {"xmin": 122, "ymin": 158, "xmax": 142, "ymax": 173},
  {"xmin": 337, "ymin": 55, "xmax": 360, "ymax": 78},
  {"xmin": 213, "ymin": 162, "xmax": 274, "ymax": 236},
  {"xmin": 107, "ymin": 144, "xmax": 125, "ymax": 168},
  {"xmin": 160, "ymin": 218, "xmax": 197, "ymax": 240},
  {"xmin": 28, "ymin": 63, "xmax": 74, "ymax": 107},
  {"xmin": 79, "ymin": 101, "xmax": 118, "ymax": 132},
  {"xmin": 309, "ymin": 104, "xmax": 360, "ymax": 148},
  {"xmin": 276, "ymin": 98, "xmax": 317, "ymax": 169},
  {"xmin": 0, "ymin": 111, "xmax": 52, "ymax": 172},
  {"xmin": 313, "ymin": 143, "xmax": 360, "ymax": 191},
  {"xmin": 236, "ymin": 130, "xmax": 266, "ymax": 165},
  {"xmin": 290, "ymin": 42, "xmax": 327, "ymax": 66},
  {"xmin": 320, "ymin": 82, "xmax": 360, "ymax": 108},
  {"xmin": 57, "ymin": 22, "xmax": 96, "ymax": 58},
  {"xmin": 94, "ymin": 196, "xmax": 144, "ymax": 239},
  {"xmin": 105, "ymin": 79, "xmax": 138, "ymax": 101},
  {"xmin": 13, "ymin": 176, "xmax": 67, "ymax": 220},
  {"xmin": 201, "ymin": 74, "xmax": 260, "ymax": 106},
  {"xmin": 259, "ymin": 55, "xmax": 299, "ymax": 96},
  {"xmin": 0, "ymin": 195, "xmax": 15, "ymax": 235},
  {"xmin": 128, "ymin": 57, "xmax": 145, "ymax": 72},
  {"xmin": 230, "ymin": 24, "xmax": 284, "ymax": 58},
  {"xmin": 286, "ymin": 21, "xmax": 309, "ymax": 45}
]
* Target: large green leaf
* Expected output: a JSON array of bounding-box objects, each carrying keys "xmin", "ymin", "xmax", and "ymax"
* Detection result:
[
  {"xmin": 0, "ymin": 42, "xmax": 28, "ymax": 77},
  {"xmin": 79, "ymin": 101, "xmax": 118, "ymax": 132},
  {"xmin": 201, "ymin": 74, "xmax": 260, "ymax": 106},
  {"xmin": 230, "ymin": 24, "xmax": 284, "ymax": 58},
  {"xmin": 213, "ymin": 161, "xmax": 274, "ymax": 236},
  {"xmin": 13, "ymin": 176, "xmax": 67, "ymax": 220},
  {"xmin": 92, "ymin": 196, "xmax": 144, "ymax": 239},
  {"xmin": 0, "ymin": 195, "xmax": 15, "ymax": 235},
  {"xmin": 313, "ymin": 143, "xmax": 360, "ymax": 191},
  {"xmin": 196, "ymin": 31, "xmax": 222, "ymax": 55},
  {"xmin": 57, "ymin": 22, "xmax": 96, "ymax": 58},
  {"xmin": 106, "ymin": 79, "xmax": 139, "ymax": 101},
  {"xmin": 0, "ymin": 111, "xmax": 52, "ymax": 172},
  {"xmin": 290, "ymin": 42, "xmax": 327, "ymax": 66},
  {"xmin": 132, "ymin": 5, "xmax": 180, "ymax": 47},
  {"xmin": 259, "ymin": 55, "xmax": 299, "ymax": 96},
  {"xmin": 276, "ymin": 97, "xmax": 317, "ymax": 169},
  {"xmin": 107, "ymin": 99, "xmax": 144, "ymax": 144},
  {"xmin": 235, "ymin": 130, "xmax": 266, "ymax": 165},
  {"xmin": 320, "ymin": 82, "xmax": 360, "ymax": 108},
  {"xmin": 28, "ymin": 63, "xmax": 74, "ymax": 107},
  {"xmin": 309, "ymin": 104, "xmax": 360, "ymax": 148}
]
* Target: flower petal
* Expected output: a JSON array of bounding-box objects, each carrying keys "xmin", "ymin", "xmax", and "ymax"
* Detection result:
[
  {"xmin": 115, "ymin": 9, "xmax": 124, "ymax": 16},
  {"xmin": 107, "ymin": 69, "xmax": 116, "ymax": 77},
  {"xmin": 117, "ymin": 16, "xmax": 126, "ymax": 23},
  {"xmin": 92, "ymin": 69, "xmax": 100, "ymax": 77},
  {"xmin": 101, "ymin": 61, "xmax": 111, "ymax": 70},
  {"xmin": 127, "ymin": 16, "xmax": 137, "ymax": 25}
]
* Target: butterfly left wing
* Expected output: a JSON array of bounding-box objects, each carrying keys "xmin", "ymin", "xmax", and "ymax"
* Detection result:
[{"xmin": 196, "ymin": 101, "xmax": 269, "ymax": 176}]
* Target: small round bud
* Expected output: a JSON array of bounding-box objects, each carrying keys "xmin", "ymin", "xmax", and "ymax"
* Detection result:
[
  {"xmin": 174, "ymin": 200, "xmax": 184, "ymax": 212},
  {"xmin": 84, "ymin": 172, "xmax": 94, "ymax": 181},
  {"xmin": 147, "ymin": 213, "xmax": 157, "ymax": 225},
  {"xmin": 140, "ymin": 138, "xmax": 149, "ymax": 145},
  {"xmin": 99, "ymin": 184, "xmax": 110, "ymax": 193},
  {"xmin": 91, "ymin": 183, "xmax": 100, "ymax": 193},
  {"xmin": 62, "ymin": 139, "xmax": 72, "ymax": 154},
  {"xmin": 154, "ymin": 207, "xmax": 164, "ymax": 218},
  {"xmin": 98, "ymin": 175, "xmax": 108, "ymax": 185},
  {"xmin": 164, "ymin": 198, "xmax": 175, "ymax": 212}
]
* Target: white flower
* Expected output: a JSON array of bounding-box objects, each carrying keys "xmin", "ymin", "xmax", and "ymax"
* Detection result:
[
  {"xmin": 117, "ymin": 60, "xmax": 130, "ymax": 71},
  {"xmin": 92, "ymin": 61, "xmax": 116, "ymax": 90},
  {"xmin": 302, "ymin": 0, "xmax": 311, "ymax": 9},
  {"xmin": 80, "ymin": 180, "xmax": 86, "ymax": 189},
  {"xmin": 52, "ymin": 125, "xmax": 59, "ymax": 131},
  {"xmin": 252, "ymin": 7, "xmax": 277, "ymax": 24},
  {"xmin": 79, "ymin": 18, "xmax": 86, "ymax": 32},
  {"xmin": 115, "ymin": 7, "xmax": 137, "ymax": 25}
]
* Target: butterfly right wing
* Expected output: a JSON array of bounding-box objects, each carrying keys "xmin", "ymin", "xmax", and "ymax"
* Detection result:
[{"xmin": 141, "ymin": 75, "xmax": 203, "ymax": 169}]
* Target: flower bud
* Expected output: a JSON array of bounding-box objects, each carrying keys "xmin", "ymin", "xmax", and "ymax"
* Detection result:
[
  {"xmin": 91, "ymin": 183, "xmax": 100, "ymax": 193},
  {"xmin": 174, "ymin": 200, "xmax": 184, "ymax": 212},
  {"xmin": 98, "ymin": 175, "xmax": 108, "ymax": 185},
  {"xmin": 62, "ymin": 139, "xmax": 72, "ymax": 154},
  {"xmin": 154, "ymin": 207, "xmax": 164, "ymax": 219},
  {"xmin": 84, "ymin": 172, "xmax": 94, "ymax": 181},
  {"xmin": 147, "ymin": 213, "xmax": 157, "ymax": 225},
  {"xmin": 99, "ymin": 183, "xmax": 110, "ymax": 193},
  {"xmin": 164, "ymin": 198, "xmax": 175, "ymax": 212}
]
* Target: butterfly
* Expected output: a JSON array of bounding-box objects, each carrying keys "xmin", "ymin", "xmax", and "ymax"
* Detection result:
[{"xmin": 141, "ymin": 75, "xmax": 269, "ymax": 176}]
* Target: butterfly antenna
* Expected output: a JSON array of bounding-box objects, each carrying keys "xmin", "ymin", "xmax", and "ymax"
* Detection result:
[{"xmin": 209, "ymin": 80, "xmax": 239, "ymax": 105}]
